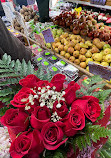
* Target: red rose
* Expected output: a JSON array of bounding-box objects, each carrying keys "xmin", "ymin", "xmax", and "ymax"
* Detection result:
[
  {"xmin": 11, "ymin": 87, "xmax": 37, "ymax": 109},
  {"xmin": 10, "ymin": 129, "xmax": 44, "ymax": 158},
  {"xmin": 19, "ymin": 74, "xmax": 40, "ymax": 88},
  {"xmin": 30, "ymin": 106, "xmax": 51, "ymax": 130},
  {"xmin": 50, "ymin": 74, "xmax": 66, "ymax": 92},
  {"xmin": 53, "ymin": 100, "xmax": 68, "ymax": 118},
  {"xmin": 41, "ymin": 122, "xmax": 68, "ymax": 150},
  {"xmin": 1, "ymin": 108, "xmax": 29, "ymax": 136},
  {"xmin": 72, "ymin": 96, "xmax": 101, "ymax": 122},
  {"xmin": 63, "ymin": 107, "xmax": 85, "ymax": 136},
  {"xmin": 64, "ymin": 81, "xmax": 80, "ymax": 105}
]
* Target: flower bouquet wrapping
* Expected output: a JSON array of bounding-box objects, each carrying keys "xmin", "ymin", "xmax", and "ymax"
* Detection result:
[{"xmin": 0, "ymin": 54, "xmax": 111, "ymax": 158}]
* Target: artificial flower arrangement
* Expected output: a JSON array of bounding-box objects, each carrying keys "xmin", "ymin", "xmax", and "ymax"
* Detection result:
[{"xmin": 0, "ymin": 54, "xmax": 111, "ymax": 158}]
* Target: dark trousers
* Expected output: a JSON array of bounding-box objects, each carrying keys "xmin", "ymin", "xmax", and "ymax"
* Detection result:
[{"xmin": 36, "ymin": 0, "xmax": 49, "ymax": 22}]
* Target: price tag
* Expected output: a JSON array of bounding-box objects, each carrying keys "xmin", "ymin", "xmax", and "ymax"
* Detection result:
[
  {"xmin": 42, "ymin": 28, "xmax": 54, "ymax": 43},
  {"xmin": 88, "ymin": 62, "xmax": 111, "ymax": 81},
  {"xmin": 27, "ymin": 0, "xmax": 35, "ymax": 5},
  {"xmin": 90, "ymin": 0, "xmax": 106, "ymax": 6},
  {"xmin": 34, "ymin": 33, "xmax": 45, "ymax": 47}
]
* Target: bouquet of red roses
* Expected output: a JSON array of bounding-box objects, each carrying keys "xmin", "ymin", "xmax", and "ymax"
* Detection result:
[{"xmin": 0, "ymin": 74, "xmax": 110, "ymax": 158}]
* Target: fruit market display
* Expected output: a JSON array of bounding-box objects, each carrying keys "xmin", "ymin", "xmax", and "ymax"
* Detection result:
[
  {"xmin": 13, "ymin": 6, "xmax": 38, "ymax": 33},
  {"xmin": 50, "ymin": 32, "xmax": 111, "ymax": 70},
  {"xmin": 53, "ymin": 11, "xmax": 111, "ymax": 43}
]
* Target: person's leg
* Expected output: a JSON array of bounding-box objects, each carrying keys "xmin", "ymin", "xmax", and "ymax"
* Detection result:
[{"xmin": 36, "ymin": 0, "xmax": 49, "ymax": 23}]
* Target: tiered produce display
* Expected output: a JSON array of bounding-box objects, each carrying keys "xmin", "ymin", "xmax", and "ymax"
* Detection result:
[
  {"xmin": 53, "ymin": 11, "xmax": 111, "ymax": 44},
  {"xmin": 50, "ymin": 30, "xmax": 111, "ymax": 70}
]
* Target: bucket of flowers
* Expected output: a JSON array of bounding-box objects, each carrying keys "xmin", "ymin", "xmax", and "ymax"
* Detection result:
[{"xmin": 0, "ymin": 53, "xmax": 111, "ymax": 158}]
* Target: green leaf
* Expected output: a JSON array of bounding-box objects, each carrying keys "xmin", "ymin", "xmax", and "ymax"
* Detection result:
[
  {"xmin": 0, "ymin": 73, "xmax": 19, "ymax": 78},
  {"xmin": 27, "ymin": 61, "xmax": 34, "ymax": 75},
  {"xmin": 0, "ymin": 69, "xmax": 13, "ymax": 73},
  {"xmin": 89, "ymin": 75, "xmax": 103, "ymax": 85},
  {"xmin": 2, "ymin": 96, "xmax": 12, "ymax": 103},
  {"xmin": 21, "ymin": 59, "xmax": 27, "ymax": 76},
  {"xmin": 76, "ymin": 136, "xmax": 83, "ymax": 151},
  {"xmin": 10, "ymin": 60, "xmax": 15, "ymax": 67},
  {"xmin": 93, "ymin": 89, "xmax": 111, "ymax": 103},
  {"xmin": 14, "ymin": 59, "xmax": 22, "ymax": 72},
  {"xmin": 0, "ymin": 107, "xmax": 10, "ymax": 116},
  {"xmin": 71, "ymin": 124, "xmax": 111, "ymax": 152},
  {"xmin": 87, "ymin": 83, "xmax": 106, "ymax": 94},
  {"xmin": 0, "ymin": 88, "xmax": 14, "ymax": 96},
  {"xmin": 2, "ymin": 53, "xmax": 8, "ymax": 63}
]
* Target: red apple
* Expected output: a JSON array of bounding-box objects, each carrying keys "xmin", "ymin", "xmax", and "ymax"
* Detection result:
[
  {"xmin": 88, "ymin": 31, "xmax": 94, "ymax": 37},
  {"xmin": 99, "ymin": 33, "xmax": 105, "ymax": 41},
  {"xmin": 73, "ymin": 27, "xmax": 80, "ymax": 35},
  {"xmin": 104, "ymin": 33, "xmax": 110, "ymax": 41},
  {"xmin": 94, "ymin": 31, "xmax": 100, "ymax": 38},
  {"xmin": 80, "ymin": 29, "xmax": 88, "ymax": 36},
  {"xmin": 108, "ymin": 39, "xmax": 111, "ymax": 45}
]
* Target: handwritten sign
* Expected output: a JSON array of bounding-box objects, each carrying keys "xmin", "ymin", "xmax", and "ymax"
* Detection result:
[
  {"xmin": 88, "ymin": 62, "xmax": 111, "ymax": 81},
  {"xmin": 90, "ymin": 0, "xmax": 106, "ymax": 6},
  {"xmin": 27, "ymin": 0, "xmax": 35, "ymax": 5},
  {"xmin": 42, "ymin": 29, "xmax": 54, "ymax": 43}
]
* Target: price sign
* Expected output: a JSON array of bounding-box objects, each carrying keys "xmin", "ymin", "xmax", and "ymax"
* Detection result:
[
  {"xmin": 34, "ymin": 33, "xmax": 45, "ymax": 47},
  {"xmin": 42, "ymin": 28, "xmax": 54, "ymax": 43},
  {"xmin": 88, "ymin": 62, "xmax": 111, "ymax": 81},
  {"xmin": 90, "ymin": 0, "xmax": 106, "ymax": 6},
  {"xmin": 27, "ymin": 0, "xmax": 35, "ymax": 5}
]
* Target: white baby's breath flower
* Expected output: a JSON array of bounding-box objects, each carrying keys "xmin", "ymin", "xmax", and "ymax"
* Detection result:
[
  {"xmin": 51, "ymin": 95, "xmax": 56, "ymax": 100},
  {"xmin": 38, "ymin": 87, "xmax": 41, "ymax": 90},
  {"xmin": 62, "ymin": 91, "xmax": 65, "ymax": 95},
  {"xmin": 41, "ymin": 89, "xmax": 45, "ymax": 93},
  {"xmin": 61, "ymin": 97, "xmax": 65, "ymax": 101},
  {"xmin": 50, "ymin": 90, "xmax": 54, "ymax": 95},
  {"xmin": 47, "ymin": 90, "xmax": 51, "ymax": 95},
  {"xmin": 21, "ymin": 98, "xmax": 28, "ymax": 102},
  {"xmin": 40, "ymin": 102, "xmax": 45, "ymax": 107},
  {"xmin": 51, "ymin": 112, "xmax": 61, "ymax": 122},
  {"xmin": 46, "ymin": 86, "xmax": 50, "ymax": 89},
  {"xmin": 25, "ymin": 106, "xmax": 31, "ymax": 110},
  {"xmin": 53, "ymin": 86, "xmax": 56, "ymax": 90},
  {"xmin": 56, "ymin": 103, "xmax": 62, "ymax": 108},
  {"xmin": 47, "ymin": 102, "xmax": 53, "ymax": 109},
  {"xmin": 34, "ymin": 95, "xmax": 38, "ymax": 99},
  {"xmin": 45, "ymin": 95, "xmax": 49, "ymax": 99}
]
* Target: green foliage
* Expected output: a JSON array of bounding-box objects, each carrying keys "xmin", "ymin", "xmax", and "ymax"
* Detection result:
[
  {"xmin": 53, "ymin": 151, "xmax": 65, "ymax": 158},
  {"xmin": 97, "ymin": 139, "xmax": 111, "ymax": 158},
  {"xmin": 44, "ymin": 149, "xmax": 65, "ymax": 158},
  {"xmin": 35, "ymin": 64, "xmax": 52, "ymax": 82},
  {"xmin": 71, "ymin": 123, "xmax": 111, "ymax": 152},
  {"xmin": 93, "ymin": 89, "xmax": 111, "ymax": 104},
  {"xmin": 0, "ymin": 53, "xmax": 34, "ymax": 105},
  {"xmin": 76, "ymin": 75, "xmax": 111, "ymax": 107},
  {"xmin": 0, "ymin": 107, "xmax": 11, "ymax": 116}
]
